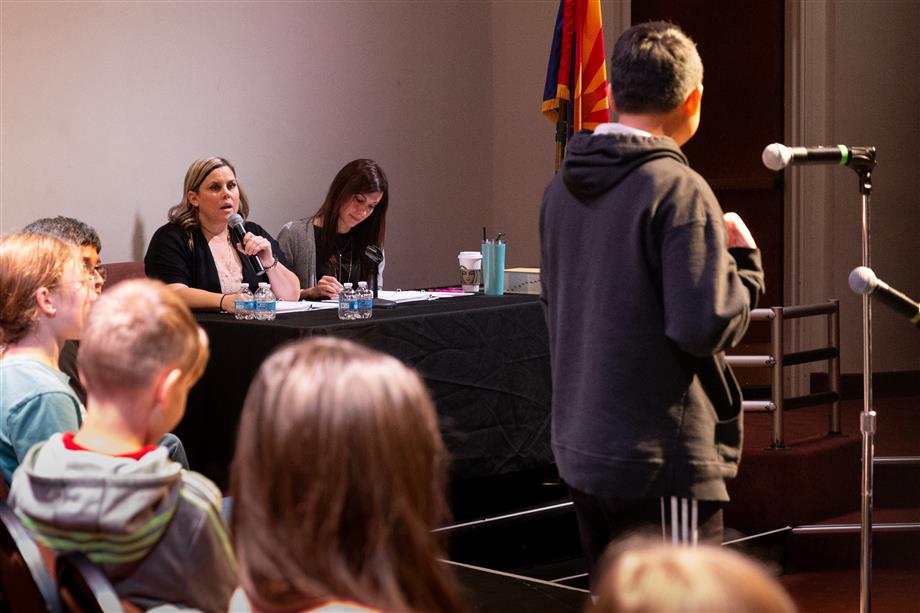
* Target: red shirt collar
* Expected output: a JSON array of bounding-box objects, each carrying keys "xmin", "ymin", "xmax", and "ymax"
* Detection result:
[{"xmin": 62, "ymin": 432, "xmax": 157, "ymax": 461}]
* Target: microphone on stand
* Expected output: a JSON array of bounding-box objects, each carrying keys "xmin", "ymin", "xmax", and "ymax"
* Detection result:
[
  {"xmin": 848, "ymin": 266, "xmax": 920, "ymax": 328},
  {"xmin": 364, "ymin": 245, "xmax": 396, "ymax": 308},
  {"xmin": 228, "ymin": 214, "xmax": 266, "ymax": 276},
  {"xmin": 762, "ymin": 143, "xmax": 876, "ymax": 171}
]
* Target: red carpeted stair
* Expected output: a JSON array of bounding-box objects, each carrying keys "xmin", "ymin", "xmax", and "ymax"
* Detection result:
[{"xmin": 726, "ymin": 395, "xmax": 920, "ymax": 611}]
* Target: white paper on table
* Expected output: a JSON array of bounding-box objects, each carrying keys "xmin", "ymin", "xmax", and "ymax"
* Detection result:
[
  {"xmin": 426, "ymin": 291, "xmax": 475, "ymax": 298},
  {"xmin": 276, "ymin": 300, "xmax": 339, "ymax": 312},
  {"xmin": 377, "ymin": 290, "xmax": 475, "ymax": 303},
  {"xmin": 320, "ymin": 290, "xmax": 474, "ymax": 305}
]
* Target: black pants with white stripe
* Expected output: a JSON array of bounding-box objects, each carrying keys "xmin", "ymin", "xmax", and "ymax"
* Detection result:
[{"xmin": 567, "ymin": 485, "xmax": 723, "ymax": 589}]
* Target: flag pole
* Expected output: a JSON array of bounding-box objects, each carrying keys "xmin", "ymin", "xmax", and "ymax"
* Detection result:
[{"xmin": 555, "ymin": 99, "xmax": 568, "ymax": 172}]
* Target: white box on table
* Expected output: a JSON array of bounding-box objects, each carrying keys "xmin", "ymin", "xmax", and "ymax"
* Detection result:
[{"xmin": 504, "ymin": 267, "xmax": 541, "ymax": 295}]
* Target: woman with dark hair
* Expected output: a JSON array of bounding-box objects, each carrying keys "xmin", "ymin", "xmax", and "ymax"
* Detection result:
[
  {"xmin": 145, "ymin": 156, "xmax": 300, "ymax": 311},
  {"xmin": 229, "ymin": 338, "xmax": 466, "ymax": 613},
  {"xmin": 278, "ymin": 159, "xmax": 388, "ymax": 300}
]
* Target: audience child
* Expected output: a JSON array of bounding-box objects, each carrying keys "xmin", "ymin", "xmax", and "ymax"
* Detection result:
[
  {"xmin": 589, "ymin": 540, "xmax": 796, "ymax": 613},
  {"xmin": 21, "ymin": 216, "xmax": 106, "ymax": 405},
  {"xmin": 21, "ymin": 215, "xmax": 190, "ymax": 468},
  {"xmin": 8, "ymin": 279, "xmax": 236, "ymax": 611},
  {"xmin": 229, "ymin": 338, "xmax": 466, "ymax": 613},
  {"xmin": 539, "ymin": 21, "xmax": 764, "ymax": 582},
  {"xmin": 0, "ymin": 232, "xmax": 98, "ymax": 486}
]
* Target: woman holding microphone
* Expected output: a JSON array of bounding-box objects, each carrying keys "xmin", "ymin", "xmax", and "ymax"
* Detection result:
[{"xmin": 145, "ymin": 157, "xmax": 300, "ymax": 311}]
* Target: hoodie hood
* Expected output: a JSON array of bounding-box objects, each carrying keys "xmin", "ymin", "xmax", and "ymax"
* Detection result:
[
  {"xmin": 561, "ymin": 130, "xmax": 688, "ymax": 198},
  {"xmin": 9, "ymin": 433, "xmax": 181, "ymax": 576}
]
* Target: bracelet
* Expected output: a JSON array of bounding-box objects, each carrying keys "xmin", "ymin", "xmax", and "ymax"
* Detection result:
[
  {"xmin": 219, "ymin": 293, "xmax": 231, "ymax": 312},
  {"xmin": 264, "ymin": 257, "xmax": 279, "ymax": 271}
]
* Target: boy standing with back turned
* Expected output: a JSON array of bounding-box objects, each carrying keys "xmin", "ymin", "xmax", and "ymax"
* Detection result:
[{"xmin": 540, "ymin": 21, "xmax": 765, "ymax": 585}]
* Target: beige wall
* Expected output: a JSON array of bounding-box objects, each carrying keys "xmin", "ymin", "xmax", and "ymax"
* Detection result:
[
  {"xmin": 0, "ymin": 0, "xmax": 628, "ymax": 286},
  {"xmin": 1, "ymin": 0, "xmax": 494, "ymax": 289},
  {"xmin": 489, "ymin": 1, "xmax": 628, "ymax": 269},
  {"xmin": 830, "ymin": 0, "xmax": 920, "ymax": 373},
  {"xmin": 2, "ymin": 1, "xmax": 917, "ymax": 373},
  {"xmin": 787, "ymin": 0, "xmax": 920, "ymax": 376}
]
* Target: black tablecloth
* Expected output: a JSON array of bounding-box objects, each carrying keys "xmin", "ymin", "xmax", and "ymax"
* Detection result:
[{"xmin": 176, "ymin": 294, "xmax": 553, "ymax": 490}]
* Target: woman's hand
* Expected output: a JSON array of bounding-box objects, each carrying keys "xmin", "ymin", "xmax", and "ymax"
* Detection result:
[
  {"xmin": 221, "ymin": 292, "xmax": 242, "ymax": 313},
  {"xmin": 237, "ymin": 232, "xmax": 275, "ymax": 266},
  {"xmin": 234, "ymin": 231, "xmax": 301, "ymax": 302},
  {"xmin": 301, "ymin": 276, "xmax": 343, "ymax": 300}
]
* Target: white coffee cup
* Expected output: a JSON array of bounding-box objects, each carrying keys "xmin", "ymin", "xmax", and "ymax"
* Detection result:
[{"xmin": 458, "ymin": 251, "xmax": 483, "ymax": 292}]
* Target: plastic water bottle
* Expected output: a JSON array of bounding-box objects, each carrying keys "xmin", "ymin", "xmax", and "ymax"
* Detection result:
[
  {"xmin": 357, "ymin": 281, "xmax": 373, "ymax": 319},
  {"xmin": 338, "ymin": 283, "xmax": 355, "ymax": 320},
  {"xmin": 234, "ymin": 285, "xmax": 255, "ymax": 320},
  {"xmin": 254, "ymin": 282, "xmax": 276, "ymax": 321}
]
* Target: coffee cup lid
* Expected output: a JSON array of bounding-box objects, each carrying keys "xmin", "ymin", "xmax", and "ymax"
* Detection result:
[{"xmin": 459, "ymin": 251, "xmax": 482, "ymax": 258}]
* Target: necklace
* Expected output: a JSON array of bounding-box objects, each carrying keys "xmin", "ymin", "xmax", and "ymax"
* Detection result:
[{"xmin": 337, "ymin": 248, "xmax": 354, "ymax": 284}]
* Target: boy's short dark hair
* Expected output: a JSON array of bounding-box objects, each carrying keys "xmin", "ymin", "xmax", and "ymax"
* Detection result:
[
  {"xmin": 22, "ymin": 216, "xmax": 102, "ymax": 254},
  {"xmin": 611, "ymin": 21, "xmax": 704, "ymax": 115}
]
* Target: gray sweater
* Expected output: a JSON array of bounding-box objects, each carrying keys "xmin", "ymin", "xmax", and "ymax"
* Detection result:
[
  {"xmin": 9, "ymin": 433, "xmax": 237, "ymax": 611},
  {"xmin": 540, "ymin": 130, "xmax": 765, "ymax": 501},
  {"xmin": 278, "ymin": 216, "xmax": 384, "ymax": 290}
]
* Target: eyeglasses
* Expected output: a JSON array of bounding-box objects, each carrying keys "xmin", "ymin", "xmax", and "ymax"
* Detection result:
[
  {"xmin": 93, "ymin": 264, "xmax": 107, "ymax": 282},
  {"xmin": 51, "ymin": 274, "xmax": 96, "ymax": 294}
]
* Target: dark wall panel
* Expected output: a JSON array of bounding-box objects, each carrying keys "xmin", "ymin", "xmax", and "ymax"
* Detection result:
[{"xmin": 630, "ymin": 0, "xmax": 785, "ymax": 314}]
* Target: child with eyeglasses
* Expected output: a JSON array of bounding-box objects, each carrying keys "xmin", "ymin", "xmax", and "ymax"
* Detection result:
[{"xmin": 0, "ymin": 232, "xmax": 99, "ymax": 487}]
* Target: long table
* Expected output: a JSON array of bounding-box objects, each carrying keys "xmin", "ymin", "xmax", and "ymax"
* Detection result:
[{"xmin": 176, "ymin": 294, "xmax": 553, "ymax": 490}]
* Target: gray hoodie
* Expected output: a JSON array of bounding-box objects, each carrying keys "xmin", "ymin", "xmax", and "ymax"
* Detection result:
[
  {"xmin": 540, "ymin": 129, "xmax": 765, "ymax": 501},
  {"xmin": 9, "ymin": 433, "xmax": 236, "ymax": 611}
]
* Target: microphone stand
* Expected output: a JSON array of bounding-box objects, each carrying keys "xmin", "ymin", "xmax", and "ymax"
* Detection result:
[{"xmin": 849, "ymin": 148, "xmax": 877, "ymax": 613}]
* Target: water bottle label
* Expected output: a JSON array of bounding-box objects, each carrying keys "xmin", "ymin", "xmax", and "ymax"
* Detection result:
[{"xmin": 256, "ymin": 302, "xmax": 276, "ymax": 313}]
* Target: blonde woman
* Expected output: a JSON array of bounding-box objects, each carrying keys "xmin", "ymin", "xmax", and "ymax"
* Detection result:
[{"xmin": 145, "ymin": 156, "xmax": 300, "ymax": 311}]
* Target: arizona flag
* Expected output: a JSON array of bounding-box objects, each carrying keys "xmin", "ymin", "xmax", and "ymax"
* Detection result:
[{"xmin": 542, "ymin": 0, "xmax": 610, "ymax": 134}]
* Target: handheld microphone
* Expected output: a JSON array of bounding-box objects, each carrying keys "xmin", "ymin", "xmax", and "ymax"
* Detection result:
[
  {"xmin": 848, "ymin": 266, "xmax": 920, "ymax": 328},
  {"xmin": 228, "ymin": 214, "xmax": 266, "ymax": 276},
  {"xmin": 762, "ymin": 143, "xmax": 876, "ymax": 171}
]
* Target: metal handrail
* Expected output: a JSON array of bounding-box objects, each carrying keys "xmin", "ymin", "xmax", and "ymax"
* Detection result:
[{"xmin": 728, "ymin": 300, "xmax": 841, "ymax": 448}]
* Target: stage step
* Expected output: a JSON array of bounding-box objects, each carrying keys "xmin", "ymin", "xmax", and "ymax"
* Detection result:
[
  {"xmin": 725, "ymin": 431, "xmax": 861, "ymax": 534},
  {"xmin": 873, "ymin": 460, "xmax": 920, "ymax": 508},
  {"xmin": 786, "ymin": 508, "xmax": 920, "ymax": 571},
  {"xmin": 779, "ymin": 569, "xmax": 920, "ymax": 613}
]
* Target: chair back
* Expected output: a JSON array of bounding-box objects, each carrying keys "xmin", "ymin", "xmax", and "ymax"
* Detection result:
[
  {"xmin": 103, "ymin": 261, "xmax": 145, "ymax": 289},
  {"xmin": 56, "ymin": 552, "xmax": 124, "ymax": 613},
  {"xmin": 0, "ymin": 500, "xmax": 61, "ymax": 612}
]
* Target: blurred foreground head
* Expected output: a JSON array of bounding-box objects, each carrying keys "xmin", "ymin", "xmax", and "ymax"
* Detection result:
[
  {"xmin": 231, "ymin": 337, "xmax": 465, "ymax": 613},
  {"xmin": 591, "ymin": 539, "xmax": 796, "ymax": 613}
]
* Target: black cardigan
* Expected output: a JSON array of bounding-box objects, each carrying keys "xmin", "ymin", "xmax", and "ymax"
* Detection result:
[{"xmin": 144, "ymin": 221, "xmax": 290, "ymax": 294}]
